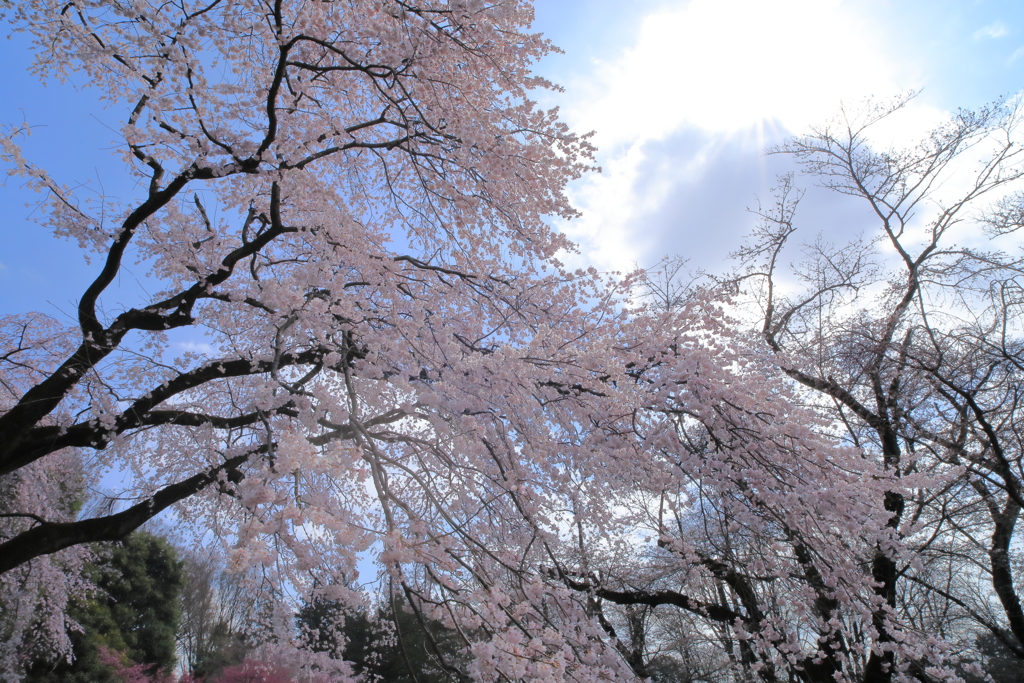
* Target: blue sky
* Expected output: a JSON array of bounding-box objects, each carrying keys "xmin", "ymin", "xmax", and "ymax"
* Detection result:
[{"xmin": 3, "ymin": 0, "xmax": 1024, "ymax": 316}]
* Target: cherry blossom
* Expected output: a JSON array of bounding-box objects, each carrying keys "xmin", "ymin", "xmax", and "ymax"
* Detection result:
[{"xmin": 0, "ymin": 3, "xmax": 966, "ymax": 682}]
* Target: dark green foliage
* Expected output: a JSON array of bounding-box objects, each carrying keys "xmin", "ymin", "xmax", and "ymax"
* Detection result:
[
  {"xmin": 297, "ymin": 597, "xmax": 368, "ymax": 666},
  {"xmin": 379, "ymin": 598, "xmax": 469, "ymax": 683},
  {"xmin": 103, "ymin": 531, "xmax": 183, "ymax": 668},
  {"xmin": 974, "ymin": 631, "xmax": 1024, "ymax": 683},
  {"xmin": 297, "ymin": 593, "xmax": 469, "ymax": 683},
  {"xmin": 24, "ymin": 531, "xmax": 184, "ymax": 683},
  {"xmin": 646, "ymin": 655, "xmax": 695, "ymax": 683},
  {"xmin": 191, "ymin": 620, "xmax": 251, "ymax": 680}
]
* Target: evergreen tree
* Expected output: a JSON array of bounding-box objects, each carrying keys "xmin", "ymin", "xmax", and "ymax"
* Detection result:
[
  {"xmin": 190, "ymin": 620, "xmax": 251, "ymax": 680},
  {"xmin": 975, "ymin": 631, "xmax": 1024, "ymax": 683},
  {"xmin": 24, "ymin": 531, "xmax": 184, "ymax": 683},
  {"xmin": 297, "ymin": 593, "xmax": 468, "ymax": 683}
]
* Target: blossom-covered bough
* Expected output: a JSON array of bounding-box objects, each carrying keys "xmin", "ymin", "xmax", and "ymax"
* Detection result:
[
  {"xmin": 0, "ymin": 0, "xmax": 598, "ymax": 674},
  {"xmin": 731, "ymin": 96, "xmax": 1024, "ymax": 678},
  {"xmin": 0, "ymin": 2, "xmax": 967, "ymax": 682}
]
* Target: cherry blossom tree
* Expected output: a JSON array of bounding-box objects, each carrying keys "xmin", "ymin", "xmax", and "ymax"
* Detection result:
[
  {"xmin": 721, "ymin": 95, "xmax": 1024, "ymax": 680},
  {"xmin": 597, "ymin": 96, "xmax": 1024, "ymax": 683},
  {"xmin": 0, "ymin": 0, "xmax": 611, "ymax": 676},
  {"xmin": 0, "ymin": 0, "xmax": 594, "ymax": 569},
  {"xmin": 0, "ymin": 3, "xmax": 979, "ymax": 683},
  {"xmin": 540, "ymin": 301, "xmax": 924, "ymax": 683}
]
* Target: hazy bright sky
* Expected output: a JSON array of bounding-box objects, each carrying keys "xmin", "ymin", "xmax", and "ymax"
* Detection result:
[
  {"xmin": 530, "ymin": 0, "xmax": 1024, "ymax": 274},
  {"xmin": 2, "ymin": 0, "xmax": 1024, "ymax": 314}
]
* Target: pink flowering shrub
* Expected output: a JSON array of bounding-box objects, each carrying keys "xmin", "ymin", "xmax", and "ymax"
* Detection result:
[
  {"xmin": 98, "ymin": 646, "xmax": 202, "ymax": 683},
  {"xmin": 214, "ymin": 660, "xmax": 295, "ymax": 683}
]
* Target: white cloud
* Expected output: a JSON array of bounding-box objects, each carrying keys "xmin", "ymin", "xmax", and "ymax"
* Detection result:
[
  {"xmin": 555, "ymin": 0, "xmax": 946, "ymax": 273},
  {"xmin": 975, "ymin": 21, "xmax": 1009, "ymax": 39},
  {"xmin": 567, "ymin": 0, "xmax": 908, "ymax": 147},
  {"xmin": 175, "ymin": 340, "xmax": 216, "ymax": 355}
]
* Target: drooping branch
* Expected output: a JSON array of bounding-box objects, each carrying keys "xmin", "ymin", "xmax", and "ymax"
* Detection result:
[{"xmin": 0, "ymin": 450, "xmax": 252, "ymax": 574}]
